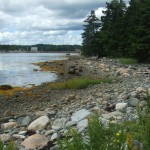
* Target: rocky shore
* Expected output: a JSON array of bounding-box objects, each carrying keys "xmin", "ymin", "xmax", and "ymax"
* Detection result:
[{"xmin": 0, "ymin": 56, "xmax": 150, "ymax": 149}]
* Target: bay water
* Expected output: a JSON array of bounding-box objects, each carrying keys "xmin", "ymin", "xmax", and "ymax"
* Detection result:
[{"xmin": 0, "ymin": 53, "xmax": 70, "ymax": 87}]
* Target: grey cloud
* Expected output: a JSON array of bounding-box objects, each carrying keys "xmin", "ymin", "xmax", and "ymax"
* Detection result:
[{"xmin": 0, "ymin": 0, "xmax": 129, "ymax": 45}]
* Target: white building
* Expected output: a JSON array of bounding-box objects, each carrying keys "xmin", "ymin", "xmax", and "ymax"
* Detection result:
[{"xmin": 31, "ymin": 47, "xmax": 38, "ymax": 52}]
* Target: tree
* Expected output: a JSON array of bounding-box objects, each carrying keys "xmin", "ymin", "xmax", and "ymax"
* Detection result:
[
  {"xmin": 100, "ymin": 0, "xmax": 126, "ymax": 57},
  {"xmin": 82, "ymin": 10, "xmax": 100, "ymax": 57},
  {"xmin": 135, "ymin": 0, "xmax": 150, "ymax": 62}
]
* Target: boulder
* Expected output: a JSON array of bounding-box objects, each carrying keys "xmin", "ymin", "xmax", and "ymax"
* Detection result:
[
  {"xmin": 27, "ymin": 116, "xmax": 50, "ymax": 131},
  {"xmin": 21, "ymin": 134, "xmax": 49, "ymax": 149}
]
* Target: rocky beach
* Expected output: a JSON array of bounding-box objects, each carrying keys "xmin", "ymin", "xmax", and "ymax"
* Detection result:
[{"xmin": 0, "ymin": 56, "xmax": 150, "ymax": 150}]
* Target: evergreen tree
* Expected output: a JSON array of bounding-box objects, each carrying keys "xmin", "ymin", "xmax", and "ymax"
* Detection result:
[
  {"xmin": 135, "ymin": 0, "xmax": 150, "ymax": 62},
  {"xmin": 82, "ymin": 10, "xmax": 100, "ymax": 57},
  {"xmin": 100, "ymin": 0, "xmax": 126, "ymax": 57}
]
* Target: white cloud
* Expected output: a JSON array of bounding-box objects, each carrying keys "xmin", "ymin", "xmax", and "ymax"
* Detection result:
[{"xmin": 0, "ymin": 0, "xmax": 129, "ymax": 45}]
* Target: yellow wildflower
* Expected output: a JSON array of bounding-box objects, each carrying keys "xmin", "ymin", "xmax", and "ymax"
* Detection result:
[{"xmin": 116, "ymin": 132, "xmax": 120, "ymax": 136}]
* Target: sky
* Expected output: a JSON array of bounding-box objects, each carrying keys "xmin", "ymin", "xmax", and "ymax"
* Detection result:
[{"xmin": 0, "ymin": 0, "xmax": 129, "ymax": 45}]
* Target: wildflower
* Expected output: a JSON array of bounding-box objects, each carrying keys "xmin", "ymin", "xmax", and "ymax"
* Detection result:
[
  {"xmin": 116, "ymin": 132, "xmax": 120, "ymax": 137},
  {"xmin": 126, "ymin": 133, "xmax": 132, "ymax": 148}
]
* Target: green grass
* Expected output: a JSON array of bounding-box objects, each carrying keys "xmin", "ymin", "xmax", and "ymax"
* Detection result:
[
  {"xmin": 0, "ymin": 140, "xmax": 14, "ymax": 150},
  {"xmin": 118, "ymin": 58, "xmax": 137, "ymax": 65},
  {"xmin": 58, "ymin": 95, "xmax": 150, "ymax": 150},
  {"xmin": 48, "ymin": 77, "xmax": 112, "ymax": 90}
]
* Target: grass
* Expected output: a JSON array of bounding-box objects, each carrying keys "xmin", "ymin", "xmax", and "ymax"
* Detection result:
[
  {"xmin": 58, "ymin": 95, "xmax": 150, "ymax": 150},
  {"xmin": 0, "ymin": 140, "xmax": 14, "ymax": 150},
  {"xmin": 47, "ymin": 77, "xmax": 112, "ymax": 90},
  {"xmin": 118, "ymin": 58, "xmax": 137, "ymax": 65}
]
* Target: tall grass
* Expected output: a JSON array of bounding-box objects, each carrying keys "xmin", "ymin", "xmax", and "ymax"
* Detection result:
[
  {"xmin": 0, "ymin": 140, "xmax": 14, "ymax": 150},
  {"xmin": 58, "ymin": 115, "xmax": 126, "ymax": 150},
  {"xmin": 48, "ymin": 77, "xmax": 112, "ymax": 90}
]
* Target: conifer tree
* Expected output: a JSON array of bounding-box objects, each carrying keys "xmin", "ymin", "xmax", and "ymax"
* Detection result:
[{"xmin": 82, "ymin": 10, "xmax": 100, "ymax": 57}]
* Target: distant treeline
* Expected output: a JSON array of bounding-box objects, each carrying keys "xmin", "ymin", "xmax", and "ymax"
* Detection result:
[{"xmin": 0, "ymin": 44, "xmax": 81, "ymax": 52}]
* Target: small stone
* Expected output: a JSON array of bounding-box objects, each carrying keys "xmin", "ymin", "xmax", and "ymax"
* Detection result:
[
  {"xmin": 27, "ymin": 116, "xmax": 50, "ymax": 131},
  {"xmin": 51, "ymin": 133, "xmax": 58, "ymax": 141},
  {"xmin": 52, "ymin": 118, "xmax": 67, "ymax": 130},
  {"xmin": 71, "ymin": 109, "xmax": 91, "ymax": 122},
  {"xmin": 21, "ymin": 134, "xmax": 49, "ymax": 149},
  {"xmin": 12, "ymin": 134, "xmax": 26, "ymax": 140},
  {"xmin": 18, "ymin": 131, "xmax": 27, "ymax": 135},
  {"xmin": 102, "ymin": 111, "xmax": 123, "ymax": 120},
  {"xmin": 66, "ymin": 121, "xmax": 77, "ymax": 128},
  {"xmin": 45, "ymin": 130, "xmax": 55, "ymax": 136},
  {"xmin": 0, "ymin": 134, "xmax": 11, "ymax": 142},
  {"xmin": 21, "ymin": 116, "xmax": 32, "ymax": 126},
  {"xmin": 136, "ymin": 87, "xmax": 143, "ymax": 93},
  {"xmin": 115, "ymin": 103, "xmax": 127, "ymax": 112},
  {"xmin": 128, "ymin": 98, "xmax": 139, "ymax": 107},
  {"xmin": 1, "ymin": 122, "xmax": 18, "ymax": 130}
]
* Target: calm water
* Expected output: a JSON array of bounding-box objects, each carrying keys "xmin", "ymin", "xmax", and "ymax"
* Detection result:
[{"xmin": 0, "ymin": 53, "xmax": 70, "ymax": 87}]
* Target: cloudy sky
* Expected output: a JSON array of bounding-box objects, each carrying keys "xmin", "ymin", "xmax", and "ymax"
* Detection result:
[{"xmin": 0, "ymin": 0, "xmax": 129, "ymax": 45}]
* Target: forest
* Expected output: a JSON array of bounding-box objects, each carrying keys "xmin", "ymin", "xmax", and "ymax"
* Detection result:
[{"xmin": 82, "ymin": 0, "xmax": 150, "ymax": 62}]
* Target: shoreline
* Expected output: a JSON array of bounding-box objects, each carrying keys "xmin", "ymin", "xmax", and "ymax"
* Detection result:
[{"xmin": 0, "ymin": 56, "xmax": 149, "ymax": 149}]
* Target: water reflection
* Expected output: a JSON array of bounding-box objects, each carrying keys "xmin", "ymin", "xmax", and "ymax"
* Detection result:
[{"xmin": 0, "ymin": 53, "xmax": 68, "ymax": 87}]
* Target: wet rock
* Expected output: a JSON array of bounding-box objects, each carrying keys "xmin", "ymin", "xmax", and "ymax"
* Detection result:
[
  {"xmin": 27, "ymin": 116, "xmax": 50, "ymax": 131},
  {"xmin": 21, "ymin": 134, "xmax": 49, "ymax": 149}
]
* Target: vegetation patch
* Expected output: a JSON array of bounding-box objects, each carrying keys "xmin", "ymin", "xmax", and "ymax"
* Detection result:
[
  {"xmin": 33, "ymin": 60, "xmax": 65, "ymax": 74},
  {"xmin": 47, "ymin": 77, "xmax": 112, "ymax": 90},
  {"xmin": 0, "ymin": 87, "xmax": 26, "ymax": 96},
  {"xmin": 0, "ymin": 140, "xmax": 14, "ymax": 150},
  {"xmin": 118, "ymin": 58, "xmax": 137, "ymax": 65}
]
